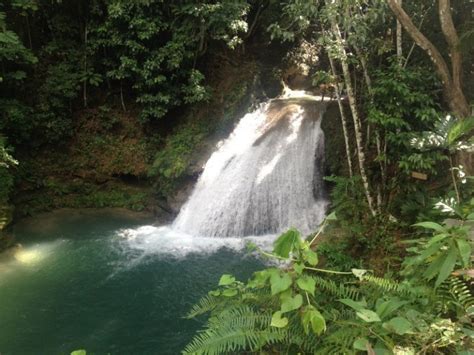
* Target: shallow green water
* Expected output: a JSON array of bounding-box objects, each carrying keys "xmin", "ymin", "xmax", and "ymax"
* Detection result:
[{"xmin": 0, "ymin": 209, "xmax": 264, "ymax": 354}]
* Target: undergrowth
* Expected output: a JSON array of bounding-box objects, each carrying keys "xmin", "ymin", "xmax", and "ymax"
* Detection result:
[{"xmin": 184, "ymin": 201, "xmax": 474, "ymax": 354}]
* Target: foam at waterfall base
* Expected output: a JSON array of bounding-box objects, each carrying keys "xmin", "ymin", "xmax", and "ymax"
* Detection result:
[{"xmin": 118, "ymin": 225, "xmax": 278, "ymax": 258}]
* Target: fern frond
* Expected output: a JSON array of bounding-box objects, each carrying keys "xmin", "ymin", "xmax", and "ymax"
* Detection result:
[
  {"xmin": 361, "ymin": 274, "xmax": 426, "ymax": 297},
  {"xmin": 186, "ymin": 295, "xmax": 223, "ymax": 318},
  {"xmin": 326, "ymin": 307, "xmax": 357, "ymax": 322},
  {"xmin": 183, "ymin": 327, "xmax": 285, "ymax": 355},
  {"xmin": 315, "ymin": 323, "xmax": 364, "ymax": 355},
  {"xmin": 436, "ymin": 277, "xmax": 474, "ymax": 315},
  {"xmin": 313, "ymin": 275, "xmax": 360, "ymax": 300},
  {"xmin": 207, "ymin": 305, "xmax": 272, "ymax": 330},
  {"xmin": 183, "ymin": 306, "xmax": 284, "ymax": 355}
]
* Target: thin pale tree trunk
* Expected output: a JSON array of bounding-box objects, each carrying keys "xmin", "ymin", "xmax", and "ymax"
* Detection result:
[
  {"xmin": 83, "ymin": 22, "xmax": 88, "ymax": 108},
  {"xmin": 328, "ymin": 54, "xmax": 353, "ymax": 178},
  {"xmin": 396, "ymin": 0, "xmax": 403, "ymax": 64},
  {"xmin": 330, "ymin": 20, "xmax": 377, "ymax": 217},
  {"xmin": 354, "ymin": 45, "xmax": 385, "ymax": 211}
]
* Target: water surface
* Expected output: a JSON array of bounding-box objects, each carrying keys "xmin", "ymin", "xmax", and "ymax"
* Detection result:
[{"xmin": 0, "ymin": 209, "xmax": 264, "ymax": 354}]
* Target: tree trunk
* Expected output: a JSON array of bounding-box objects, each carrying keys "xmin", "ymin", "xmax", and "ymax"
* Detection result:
[
  {"xmin": 328, "ymin": 55, "xmax": 353, "ymax": 179},
  {"xmin": 387, "ymin": 0, "xmax": 470, "ymax": 119},
  {"xmin": 83, "ymin": 22, "xmax": 88, "ymax": 108},
  {"xmin": 396, "ymin": 0, "xmax": 403, "ymax": 64},
  {"xmin": 354, "ymin": 45, "xmax": 385, "ymax": 211},
  {"xmin": 330, "ymin": 20, "xmax": 377, "ymax": 216}
]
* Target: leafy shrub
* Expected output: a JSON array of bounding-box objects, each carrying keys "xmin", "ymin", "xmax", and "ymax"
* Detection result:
[
  {"xmin": 185, "ymin": 210, "xmax": 473, "ymax": 354},
  {"xmin": 92, "ymin": 0, "xmax": 250, "ymax": 122},
  {"xmin": 0, "ymin": 137, "xmax": 17, "ymax": 204}
]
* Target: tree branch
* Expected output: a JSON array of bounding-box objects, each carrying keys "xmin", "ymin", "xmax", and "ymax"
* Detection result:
[
  {"xmin": 438, "ymin": 0, "xmax": 462, "ymax": 89},
  {"xmin": 387, "ymin": 0, "xmax": 452, "ymax": 87}
]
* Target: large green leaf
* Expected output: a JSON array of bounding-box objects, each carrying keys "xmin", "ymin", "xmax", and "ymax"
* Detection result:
[
  {"xmin": 273, "ymin": 228, "xmax": 301, "ymax": 258},
  {"xmin": 435, "ymin": 244, "xmax": 458, "ymax": 287},
  {"xmin": 296, "ymin": 275, "xmax": 316, "ymax": 295},
  {"xmin": 413, "ymin": 222, "xmax": 446, "ymax": 233},
  {"xmin": 301, "ymin": 306, "xmax": 326, "ymax": 335},
  {"xmin": 383, "ymin": 317, "xmax": 412, "ymax": 335},
  {"xmin": 303, "ymin": 249, "xmax": 318, "ymax": 266},
  {"xmin": 356, "ymin": 309, "xmax": 381, "ymax": 323},
  {"xmin": 218, "ymin": 274, "xmax": 235, "ymax": 286},
  {"xmin": 455, "ymin": 238, "xmax": 472, "ymax": 267},
  {"xmin": 447, "ymin": 116, "xmax": 474, "ymax": 146},
  {"xmin": 247, "ymin": 270, "xmax": 271, "ymax": 288},
  {"xmin": 221, "ymin": 288, "xmax": 238, "ymax": 297},
  {"xmin": 339, "ymin": 298, "xmax": 366, "ymax": 311},
  {"xmin": 425, "ymin": 233, "xmax": 449, "ymax": 247},
  {"xmin": 375, "ymin": 298, "xmax": 408, "ymax": 319},
  {"xmin": 281, "ymin": 293, "xmax": 303, "ymax": 313},
  {"xmin": 353, "ymin": 338, "xmax": 370, "ymax": 351},
  {"xmin": 424, "ymin": 253, "xmax": 446, "ymax": 280},
  {"xmin": 294, "ymin": 262, "xmax": 305, "ymax": 275},
  {"xmin": 271, "ymin": 311, "xmax": 288, "ymax": 328},
  {"xmin": 270, "ymin": 272, "xmax": 292, "ymax": 295},
  {"xmin": 417, "ymin": 241, "xmax": 444, "ymax": 262}
]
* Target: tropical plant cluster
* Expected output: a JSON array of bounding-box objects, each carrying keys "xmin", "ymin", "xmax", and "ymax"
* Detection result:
[
  {"xmin": 185, "ymin": 205, "xmax": 474, "ymax": 354},
  {"xmin": 184, "ymin": 0, "xmax": 474, "ymax": 354}
]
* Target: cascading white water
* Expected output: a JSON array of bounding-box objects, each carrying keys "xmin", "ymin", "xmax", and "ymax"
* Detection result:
[{"xmin": 173, "ymin": 95, "xmax": 328, "ymax": 238}]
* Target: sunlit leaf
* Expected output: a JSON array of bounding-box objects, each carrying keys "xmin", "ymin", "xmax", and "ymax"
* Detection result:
[
  {"xmin": 296, "ymin": 275, "xmax": 316, "ymax": 295},
  {"xmin": 281, "ymin": 293, "xmax": 303, "ymax": 313},
  {"xmin": 273, "ymin": 228, "xmax": 301, "ymax": 258},
  {"xmin": 218, "ymin": 274, "xmax": 235, "ymax": 286},
  {"xmin": 270, "ymin": 311, "xmax": 288, "ymax": 328},
  {"xmin": 270, "ymin": 272, "xmax": 292, "ymax": 295}
]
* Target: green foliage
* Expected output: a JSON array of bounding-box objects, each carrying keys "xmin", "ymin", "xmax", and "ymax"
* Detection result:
[
  {"xmin": 410, "ymin": 114, "xmax": 474, "ymax": 155},
  {"xmin": 325, "ymin": 175, "xmax": 401, "ymax": 260},
  {"xmin": 93, "ymin": 0, "xmax": 249, "ymax": 122},
  {"xmin": 317, "ymin": 241, "xmax": 361, "ymax": 271},
  {"xmin": 0, "ymin": 2, "xmax": 37, "ymax": 145},
  {"xmin": 148, "ymin": 120, "xmax": 209, "ymax": 196},
  {"xmin": 185, "ymin": 206, "xmax": 474, "ymax": 354},
  {"xmin": 368, "ymin": 60, "xmax": 444, "ymax": 175},
  {"xmin": 403, "ymin": 201, "xmax": 474, "ymax": 288},
  {"xmin": 0, "ymin": 137, "xmax": 17, "ymax": 204},
  {"xmin": 15, "ymin": 178, "xmax": 148, "ymax": 216}
]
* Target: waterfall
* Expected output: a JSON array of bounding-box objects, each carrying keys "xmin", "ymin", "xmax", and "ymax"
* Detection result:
[{"xmin": 173, "ymin": 95, "xmax": 328, "ymax": 238}]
